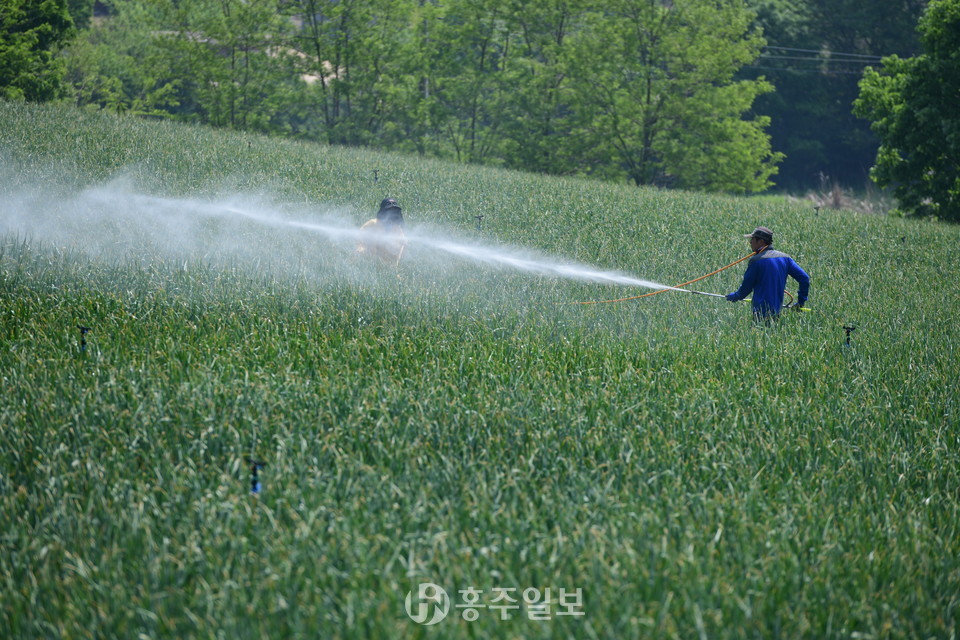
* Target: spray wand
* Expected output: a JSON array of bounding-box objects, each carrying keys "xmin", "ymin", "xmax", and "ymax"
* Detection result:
[
  {"xmin": 574, "ymin": 252, "xmax": 757, "ymax": 305},
  {"xmin": 574, "ymin": 252, "xmax": 810, "ymax": 311},
  {"xmin": 678, "ymin": 288, "xmax": 812, "ymax": 311}
]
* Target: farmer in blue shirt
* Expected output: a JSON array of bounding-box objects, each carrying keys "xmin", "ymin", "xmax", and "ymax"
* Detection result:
[{"xmin": 726, "ymin": 226, "xmax": 809, "ymax": 320}]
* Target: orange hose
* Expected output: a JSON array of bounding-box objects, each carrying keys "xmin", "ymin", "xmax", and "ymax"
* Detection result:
[{"xmin": 574, "ymin": 251, "xmax": 757, "ymax": 305}]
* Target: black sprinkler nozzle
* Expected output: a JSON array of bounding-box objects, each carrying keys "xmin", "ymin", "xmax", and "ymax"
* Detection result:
[
  {"xmin": 77, "ymin": 325, "xmax": 91, "ymax": 352},
  {"xmin": 247, "ymin": 458, "xmax": 266, "ymax": 494},
  {"xmin": 842, "ymin": 324, "xmax": 856, "ymax": 346}
]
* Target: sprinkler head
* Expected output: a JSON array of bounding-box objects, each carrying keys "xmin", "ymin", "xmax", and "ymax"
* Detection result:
[
  {"xmin": 247, "ymin": 458, "xmax": 266, "ymax": 495},
  {"xmin": 842, "ymin": 324, "xmax": 857, "ymax": 345},
  {"xmin": 77, "ymin": 325, "xmax": 91, "ymax": 351}
]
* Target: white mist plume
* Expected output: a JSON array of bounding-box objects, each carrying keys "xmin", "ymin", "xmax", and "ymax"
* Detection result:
[
  {"xmin": 409, "ymin": 232, "xmax": 679, "ymax": 291},
  {"xmin": 1, "ymin": 177, "xmax": 677, "ymax": 293}
]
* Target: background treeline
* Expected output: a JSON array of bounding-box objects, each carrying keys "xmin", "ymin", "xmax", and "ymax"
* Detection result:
[
  {"xmin": 742, "ymin": 0, "xmax": 927, "ymax": 191},
  {"xmin": 2, "ymin": 0, "xmax": 930, "ymax": 194}
]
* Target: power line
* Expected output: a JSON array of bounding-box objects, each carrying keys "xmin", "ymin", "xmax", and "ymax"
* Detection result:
[
  {"xmin": 743, "ymin": 65, "xmax": 869, "ymax": 76},
  {"xmin": 752, "ymin": 45, "xmax": 888, "ymax": 75},
  {"xmin": 759, "ymin": 54, "xmax": 879, "ymax": 65},
  {"xmin": 763, "ymin": 45, "xmax": 885, "ymax": 61}
]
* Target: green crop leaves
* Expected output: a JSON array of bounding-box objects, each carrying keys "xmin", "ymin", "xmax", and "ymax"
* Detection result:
[{"xmin": 1, "ymin": 102, "xmax": 958, "ymax": 639}]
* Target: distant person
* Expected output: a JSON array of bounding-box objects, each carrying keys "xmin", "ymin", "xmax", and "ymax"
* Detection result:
[
  {"xmin": 726, "ymin": 226, "xmax": 809, "ymax": 321},
  {"xmin": 356, "ymin": 197, "xmax": 407, "ymax": 266}
]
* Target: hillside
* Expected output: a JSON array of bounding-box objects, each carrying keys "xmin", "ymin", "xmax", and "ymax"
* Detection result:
[{"xmin": 2, "ymin": 101, "xmax": 958, "ymax": 639}]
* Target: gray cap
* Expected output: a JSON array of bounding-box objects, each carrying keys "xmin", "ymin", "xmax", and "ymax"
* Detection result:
[{"xmin": 744, "ymin": 226, "xmax": 773, "ymax": 243}]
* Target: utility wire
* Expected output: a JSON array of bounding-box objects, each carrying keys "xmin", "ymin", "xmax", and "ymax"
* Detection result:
[
  {"xmin": 759, "ymin": 54, "xmax": 879, "ymax": 65},
  {"xmin": 744, "ymin": 65, "xmax": 869, "ymax": 76},
  {"xmin": 749, "ymin": 45, "xmax": 888, "ymax": 75},
  {"xmin": 763, "ymin": 45, "xmax": 885, "ymax": 61}
]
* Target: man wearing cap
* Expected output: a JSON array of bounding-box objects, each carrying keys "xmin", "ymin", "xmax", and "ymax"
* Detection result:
[
  {"xmin": 726, "ymin": 226, "xmax": 809, "ymax": 320},
  {"xmin": 357, "ymin": 198, "xmax": 407, "ymax": 266}
]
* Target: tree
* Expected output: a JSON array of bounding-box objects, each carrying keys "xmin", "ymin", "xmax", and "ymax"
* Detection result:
[
  {"xmin": 62, "ymin": 0, "xmax": 784, "ymax": 192},
  {"xmin": 493, "ymin": 0, "xmax": 589, "ymax": 176},
  {"xmin": 289, "ymin": 0, "xmax": 425, "ymax": 147},
  {"xmin": 743, "ymin": 0, "xmax": 927, "ymax": 191},
  {"xmin": 66, "ymin": 0, "xmax": 311, "ymax": 134},
  {"xmin": 425, "ymin": 0, "xmax": 782, "ymax": 190},
  {"xmin": 63, "ymin": 0, "xmax": 178, "ymax": 116},
  {"xmin": 404, "ymin": 0, "xmax": 512, "ymax": 162},
  {"xmin": 0, "ymin": 0, "xmax": 76, "ymax": 101},
  {"xmin": 65, "ymin": 0, "xmax": 94, "ymax": 30},
  {"xmin": 854, "ymin": 0, "xmax": 960, "ymax": 221},
  {"xmin": 565, "ymin": 0, "xmax": 781, "ymax": 192}
]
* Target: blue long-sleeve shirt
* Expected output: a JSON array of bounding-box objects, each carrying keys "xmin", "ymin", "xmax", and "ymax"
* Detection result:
[{"xmin": 727, "ymin": 247, "xmax": 809, "ymax": 317}]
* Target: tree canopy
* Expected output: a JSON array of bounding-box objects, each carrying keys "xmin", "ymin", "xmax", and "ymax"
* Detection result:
[
  {"xmin": 0, "ymin": 0, "xmax": 75, "ymax": 101},
  {"xmin": 12, "ymin": 0, "xmax": 942, "ymax": 200},
  {"xmin": 59, "ymin": 0, "xmax": 781, "ymax": 193},
  {"xmin": 854, "ymin": 0, "xmax": 960, "ymax": 221},
  {"xmin": 743, "ymin": 0, "xmax": 927, "ymax": 191}
]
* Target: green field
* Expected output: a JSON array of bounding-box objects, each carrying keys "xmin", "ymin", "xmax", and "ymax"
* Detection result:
[{"xmin": 2, "ymin": 101, "xmax": 958, "ymax": 639}]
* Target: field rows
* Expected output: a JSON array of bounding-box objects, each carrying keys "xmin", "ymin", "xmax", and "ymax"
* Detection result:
[{"xmin": 1, "ymin": 102, "xmax": 958, "ymax": 638}]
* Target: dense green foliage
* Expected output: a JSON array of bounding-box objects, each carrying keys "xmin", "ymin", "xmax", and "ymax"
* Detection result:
[
  {"xmin": 0, "ymin": 0, "xmax": 75, "ymax": 101},
  {"xmin": 854, "ymin": 0, "xmax": 960, "ymax": 222},
  {"xmin": 2, "ymin": 101, "xmax": 959, "ymax": 638},
  {"xmin": 59, "ymin": 0, "xmax": 781, "ymax": 193},
  {"xmin": 744, "ymin": 0, "xmax": 927, "ymax": 191},
  {"xmin": 5, "ymin": 0, "xmax": 937, "ymax": 197}
]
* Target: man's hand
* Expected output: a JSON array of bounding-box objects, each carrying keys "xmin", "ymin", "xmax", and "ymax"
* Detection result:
[{"xmin": 725, "ymin": 293, "xmax": 738, "ymax": 302}]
